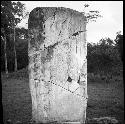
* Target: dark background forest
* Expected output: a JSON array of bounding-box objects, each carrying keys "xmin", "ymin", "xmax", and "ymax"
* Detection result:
[{"xmin": 1, "ymin": 27, "xmax": 123, "ymax": 77}]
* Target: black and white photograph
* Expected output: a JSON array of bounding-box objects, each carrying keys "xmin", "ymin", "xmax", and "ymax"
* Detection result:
[{"xmin": 1, "ymin": 1, "xmax": 123, "ymax": 124}]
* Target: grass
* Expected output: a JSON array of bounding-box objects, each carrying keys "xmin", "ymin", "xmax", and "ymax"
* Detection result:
[
  {"xmin": 87, "ymin": 80, "xmax": 124, "ymax": 123},
  {"xmin": 2, "ymin": 69, "xmax": 124, "ymax": 124}
]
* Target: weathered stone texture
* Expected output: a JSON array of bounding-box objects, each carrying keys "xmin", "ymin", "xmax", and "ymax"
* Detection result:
[{"xmin": 28, "ymin": 7, "xmax": 87, "ymax": 124}]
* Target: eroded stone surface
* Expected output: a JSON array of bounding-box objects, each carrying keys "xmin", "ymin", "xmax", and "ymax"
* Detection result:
[{"xmin": 28, "ymin": 7, "xmax": 87, "ymax": 124}]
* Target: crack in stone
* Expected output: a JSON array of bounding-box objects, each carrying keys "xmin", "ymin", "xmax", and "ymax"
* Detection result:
[
  {"xmin": 50, "ymin": 80, "xmax": 87, "ymax": 99},
  {"xmin": 72, "ymin": 31, "xmax": 85, "ymax": 36},
  {"xmin": 77, "ymin": 76, "xmax": 80, "ymax": 84},
  {"xmin": 72, "ymin": 87, "xmax": 80, "ymax": 93},
  {"xmin": 50, "ymin": 8, "xmax": 57, "ymax": 29}
]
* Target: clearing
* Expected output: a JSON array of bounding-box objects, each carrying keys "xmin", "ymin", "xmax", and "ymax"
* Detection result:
[{"xmin": 2, "ymin": 69, "xmax": 124, "ymax": 124}]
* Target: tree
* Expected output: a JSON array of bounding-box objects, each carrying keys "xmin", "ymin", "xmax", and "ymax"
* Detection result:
[
  {"xmin": 114, "ymin": 32, "xmax": 123, "ymax": 62},
  {"xmin": 11, "ymin": 1, "xmax": 29, "ymax": 71},
  {"xmin": 15, "ymin": 27, "xmax": 28, "ymax": 39},
  {"xmin": 1, "ymin": 28, "xmax": 8, "ymax": 75},
  {"xmin": 82, "ymin": 3, "xmax": 102, "ymax": 23},
  {"xmin": 1, "ymin": 1, "xmax": 14, "ymax": 75},
  {"xmin": 87, "ymin": 37, "xmax": 121, "ymax": 76},
  {"xmin": 1, "ymin": 1, "xmax": 29, "ymax": 72}
]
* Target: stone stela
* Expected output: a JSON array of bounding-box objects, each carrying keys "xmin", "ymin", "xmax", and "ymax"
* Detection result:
[{"xmin": 28, "ymin": 7, "xmax": 87, "ymax": 124}]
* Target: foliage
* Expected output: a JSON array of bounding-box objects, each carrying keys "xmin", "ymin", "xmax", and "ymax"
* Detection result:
[
  {"xmin": 11, "ymin": 1, "xmax": 29, "ymax": 26},
  {"xmin": 114, "ymin": 32, "xmax": 123, "ymax": 62},
  {"xmin": 1, "ymin": 1, "xmax": 29, "ymax": 72},
  {"xmin": 15, "ymin": 27, "xmax": 28, "ymax": 39},
  {"xmin": 83, "ymin": 3, "xmax": 102, "ymax": 23},
  {"xmin": 1, "ymin": 1, "xmax": 28, "ymax": 30},
  {"xmin": 87, "ymin": 37, "xmax": 122, "ymax": 76},
  {"xmin": 1, "ymin": 37, "xmax": 28, "ymax": 72},
  {"xmin": 1, "ymin": 1, "xmax": 14, "ymax": 29}
]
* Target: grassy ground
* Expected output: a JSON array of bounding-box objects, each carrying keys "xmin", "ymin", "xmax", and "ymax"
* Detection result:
[{"xmin": 2, "ymin": 69, "xmax": 124, "ymax": 124}]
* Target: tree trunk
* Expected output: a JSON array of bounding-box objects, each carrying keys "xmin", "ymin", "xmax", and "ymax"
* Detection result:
[
  {"xmin": 13, "ymin": 26, "xmax": 17, "ymax": 71},
  {"xmin": 3, "ymin": 30, "xmax": 8, "ymax": 76},
  {"xmin": 28, "ymin": 7, "xmax": 87, "ymax": 124}
]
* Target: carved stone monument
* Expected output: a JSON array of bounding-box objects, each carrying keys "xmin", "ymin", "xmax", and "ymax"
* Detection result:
[{"xmin": 28, "ymin": 7, "xmax": 87, "ymax": 124}]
